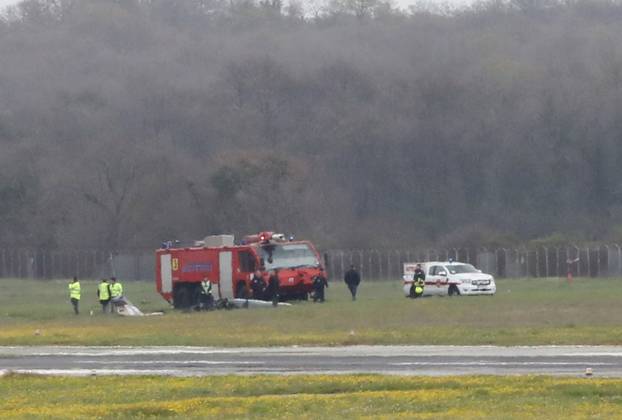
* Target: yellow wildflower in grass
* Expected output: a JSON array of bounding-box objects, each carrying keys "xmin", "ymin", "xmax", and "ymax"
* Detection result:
[{"xmin": 2, "ymin": 374, "xmax": 622, "ymax": 419}]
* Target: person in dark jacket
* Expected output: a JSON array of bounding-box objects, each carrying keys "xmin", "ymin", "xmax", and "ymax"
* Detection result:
[
  {"xmin": 312, "ymin": 268, "xmax": 328, "ymax": 302},
  {"xmin": 267, "ymin": 269, "xmax": 280, "ymax": 306},
  {"xmin": 344, "ymin": 265, "xmax": 361, "ymax": 301},
  {"xmin": 250, "ymin": 270, "xmax": 266, "ymax": 300},
  {"xmin": 199, "ymin": 277, "xmax": 214, "ymax": 310}
]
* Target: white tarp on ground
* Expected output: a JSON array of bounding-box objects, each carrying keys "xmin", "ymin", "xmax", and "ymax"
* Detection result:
[
  {"xmin": 231, "ymin": 298, "xmax": 292, "ymax": 308},
  {"xmin": 113, "ymin": 297, "xmax": 289, "ymax": 316},
  {"xmin": 114, "ymin": 297, "xmax": 163, "ymax": 317}
]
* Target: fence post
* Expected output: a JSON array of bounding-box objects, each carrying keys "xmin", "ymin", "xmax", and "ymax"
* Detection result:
[
  {"xmin": 358, "ymin": 250, "xmax": 364, "ymax": 280},
  {"xmin": 372, "ymin": 249, "xmax": 379, "ymax": 280},
  {"xmin": 597, "ymin": 245, "xmax": 602, "ymax": 277},
  {"xmin": 585, "ymin": 246, "xmax": 591, "ymax": 277},
  {"xmin": 133, "ymin": 251, "xmax": 139, "ymax": 281},
  {"xmin": 516, "ymin": 248, "xmax": 524, "ymax": 278},
  {"xmin": 500, "ymin": 248, "xmax": 508, "ymax": 278},
  {"xmin": 17, "ymin": 249, "xmax": 22, "ymax": 278},
  {"xmin": 571, "ymin": 245, "xmax": 580, "ymax": 277},
  {"xmin": 543, "ymin": 246, "xmax": 549, "ymax": 278},
  {"xmin": 74, "ymin": 250, "xmax": 80, "ymax": 278},
  {"xmin": 378, "ymin": 250, "xmax": 386, "ymax": 279},
  {"xmin": 615, "ymin": 244, "xmax": 622, "ymax": 276}
]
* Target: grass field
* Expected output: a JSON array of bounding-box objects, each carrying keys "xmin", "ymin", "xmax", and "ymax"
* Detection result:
[
  {"xmin": 2, "ymin": 277, "xmax": 622, "ymax": 346},
  {"xmin": 1, "ymin": 374, "xmax": 622, "ymax": 418}
]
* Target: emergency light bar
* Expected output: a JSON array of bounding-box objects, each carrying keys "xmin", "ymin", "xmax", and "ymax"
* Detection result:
[{"xmin": 243, "ymin": 231, "xmax": 288, "ymax": 244}]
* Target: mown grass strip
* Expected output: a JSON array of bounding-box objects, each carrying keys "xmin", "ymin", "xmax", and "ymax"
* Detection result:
[
  {"xmin": 2, "ymin": 277, "xmax": 622, "ymax": 346},
  {"xmin": 1, "ymin": 374, "xmax": 622, "ymax": 419}
]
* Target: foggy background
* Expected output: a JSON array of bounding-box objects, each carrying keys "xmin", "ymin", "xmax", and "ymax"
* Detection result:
[
  {"xmin": 2, "ymin": 0, "xmax": 622, "ymax": 253},
  {"xmin": 0, "ymin": 0, "xmax": 477, "ymax": 13}
]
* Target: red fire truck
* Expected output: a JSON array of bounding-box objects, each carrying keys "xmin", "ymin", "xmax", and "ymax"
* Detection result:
[{"xmin": 155, "ymin": 232, "xmax": 324, "ymax": 308}]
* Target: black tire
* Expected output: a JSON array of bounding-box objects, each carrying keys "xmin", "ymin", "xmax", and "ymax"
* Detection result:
[
  {"xmin": 448, "ymin": 284, "xmax": 460, "ymax": 296},
  {"xmin": 173, "ymin": 286, "xmax": 191, "ymax": 309},
  {"xmin": 236, "ymin": 282, "xmax": 247, "ymax": 299},
  {"xmin": 190, "ymin": 286, "xmax": 202, "ymax": 308}
]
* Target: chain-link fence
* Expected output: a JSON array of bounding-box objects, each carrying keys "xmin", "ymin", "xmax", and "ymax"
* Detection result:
[
  {"xmin": 1, "ymin": 245, "xmax": 622, "ymax": 281},
  {"xmin": 0, "ymin": 249, "xmax": 154, "ymax": 281},
  {"xmin": 323, "ymin": 245, "xmax": 622, "ymax": 281}
]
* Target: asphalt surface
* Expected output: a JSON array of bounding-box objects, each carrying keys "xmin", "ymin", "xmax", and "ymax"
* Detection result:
[{"xmin": 2, "ymin": 345, "xmax": 622, "ymax": 377}]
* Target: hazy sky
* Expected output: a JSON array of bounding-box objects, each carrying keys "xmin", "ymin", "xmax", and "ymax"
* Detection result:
[{"xmin": 0, "ymin": 0, "xmax": 474, "ymax": 13}]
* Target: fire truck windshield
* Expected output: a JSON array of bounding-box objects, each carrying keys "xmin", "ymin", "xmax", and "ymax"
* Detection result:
[{"xmin": 261, "ymin": 243, "xmax": 319, "ymax": 270}]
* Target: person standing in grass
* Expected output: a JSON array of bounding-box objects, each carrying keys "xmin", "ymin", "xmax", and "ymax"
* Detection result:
[
  {"xmin": 312, "ymin": 268, "xmax": 328, "ymax": 303},
  {"xmin": 250, "ymin": 270, "xmax": 266, "ymax": 300},
  {"xmin": 68, "ymin": 276, "xmax": 81, "ymax": 315},
  {"xmin": 344, "ymin": 265, "xmax": 360, "ymax": 301},
  {"xmin": 97, "ymin": 278, "xmax": 111, "ymax": 313},
  {"xmin": 411, "ymin": 264, "xmax": 426, "ymax": 298},
  {"xmin": 267, "ymin": 270, "xmax": 280, "ymax": 306},
  {"xmin": 199, "ymin": 277, "xmax": 214, "ymax": 310},
  {"xmin": 109, "ymin": 276, "xmax": 124, "ymax": 312}
]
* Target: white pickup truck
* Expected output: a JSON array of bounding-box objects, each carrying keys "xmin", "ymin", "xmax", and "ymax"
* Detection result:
[{"xmin": 402, "ymin": 261, "xmax": 496, "ymax": 297}]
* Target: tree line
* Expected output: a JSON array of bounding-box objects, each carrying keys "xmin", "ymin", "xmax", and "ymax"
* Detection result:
[{"xmin": 2, "ymin": 0, "xmax": 622, "ymax": 250}]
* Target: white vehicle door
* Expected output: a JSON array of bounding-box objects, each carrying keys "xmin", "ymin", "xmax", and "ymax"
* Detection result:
[{"xmin": 427, "ymin": 265, "xmax": 451, "ymax": 295}]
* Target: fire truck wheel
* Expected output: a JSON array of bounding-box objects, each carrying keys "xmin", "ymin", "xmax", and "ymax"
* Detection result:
[
  {"xmin": 174, "ymin": 286, "xmax": 191, "ymax": 309},
  {"xmin": 448, "ymin": 285, "xmax": 460, "ymax": 296},
  {"xmin": 235, "ymin": 282, "xmax": 247, "ymax": 299},
  {"xmin": 191, "ymin": 286, "xmax": 202, "ymax": 307}
]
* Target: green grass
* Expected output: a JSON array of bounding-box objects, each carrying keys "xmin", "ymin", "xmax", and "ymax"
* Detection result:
[
  {"xmin": 2, "ymin": 277, "xmax": 622, "ymax": 346},
  {"xmin": 2, "ymin": 374, "xmax": 622, "ymax": 418}
]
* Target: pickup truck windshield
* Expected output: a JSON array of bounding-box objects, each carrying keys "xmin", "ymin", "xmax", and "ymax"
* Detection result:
[
  {"xmin": 446, "ymin": 264, "xmax": 478, "ymax": 274},
  {"xmin": 261, "ymin": 243, "xmax": 319, "ymax": 270}
]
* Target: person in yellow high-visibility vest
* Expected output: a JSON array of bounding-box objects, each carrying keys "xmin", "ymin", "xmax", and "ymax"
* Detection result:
[
  {"xmin": 411, "ymin": 264, "xmax": 425, "ymax": 298},
  {"xmin": 110, "ymin": 277, "xmax": 124, "ymax": 311},
  {"xmin": 68, "ymin": 276, "xmax": 81, "ymax": 315},
  {"xmin": 97, "ymin": 278, "xmax": 111, "ymax": 314}
]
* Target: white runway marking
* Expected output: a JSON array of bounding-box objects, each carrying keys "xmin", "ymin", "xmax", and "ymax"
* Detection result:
[
  {"xmin": 391, "ymin": 361, "xmax": 611, "ymax": 366},
  {"xmin": 3, "ymin": 345, "xmax": 622, "ymax": 376},
  {"xmin": 75, "ymin": 360, "xmax": 265, "ymax": 365}
]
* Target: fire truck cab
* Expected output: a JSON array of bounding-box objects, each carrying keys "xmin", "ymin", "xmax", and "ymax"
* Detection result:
[{"xmin": 155, "ymin": 232, "xmax": 323, "ymax": 308}]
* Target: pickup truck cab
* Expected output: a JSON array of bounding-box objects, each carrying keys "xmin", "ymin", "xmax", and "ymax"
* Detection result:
[{"xmin": 402, "ymin": 261, "xmax": 496, "ymax": 297}]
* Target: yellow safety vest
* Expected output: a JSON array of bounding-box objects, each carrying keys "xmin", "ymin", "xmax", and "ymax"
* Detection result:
[
  {"xmin": 98, "ymin": 282, "xmax": 110, "ymax": 300},
  {"xmin": 201, "ymin": 281, "xmax": 212, "ymax": 294},
  {"xmin": 68, "ymin": 282, "xmax": 81, "ymax": 300},
  {"xmin": 110, "ymin": 282, "xmax": 123, "ymax": 298}
]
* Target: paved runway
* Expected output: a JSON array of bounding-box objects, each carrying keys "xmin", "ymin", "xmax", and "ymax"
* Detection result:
[{"xmin": 2, "ymin": 345, "xmax": 622, "ymax": 377}]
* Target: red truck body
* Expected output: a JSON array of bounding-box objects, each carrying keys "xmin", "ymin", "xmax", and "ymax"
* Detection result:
[{"xmin": 155, "ymin": 232, "xmax": 324, "ymax": 307}]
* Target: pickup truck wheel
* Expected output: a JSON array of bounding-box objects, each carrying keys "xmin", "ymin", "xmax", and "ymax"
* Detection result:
[{"xmin": 448, "ymin": 285, "xmax": 460, "ymax": 296}]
